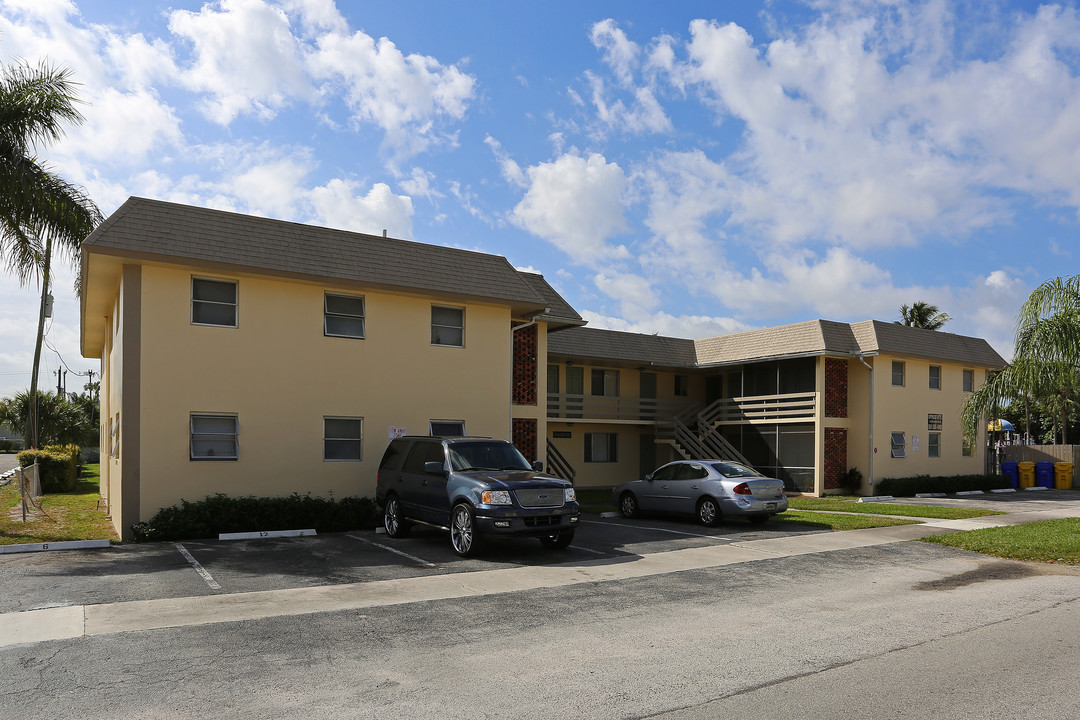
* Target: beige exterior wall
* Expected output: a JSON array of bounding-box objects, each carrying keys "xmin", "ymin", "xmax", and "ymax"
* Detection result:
[
  {"xmin": 544, "ymin": 360, "xmax": 698, "ymax": 488},
  {"xmin": 96, "ymin": 262, "xmax": 520, "ymax": 530},
  {"xmin": 852, "ymin": 354, "xmax": 988, "ymax": 490}
]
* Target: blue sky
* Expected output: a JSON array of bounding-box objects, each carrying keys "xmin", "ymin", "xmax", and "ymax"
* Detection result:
[{"xmin": 2, "ymin": 0, "xmax": 1078, "ymax": 399}]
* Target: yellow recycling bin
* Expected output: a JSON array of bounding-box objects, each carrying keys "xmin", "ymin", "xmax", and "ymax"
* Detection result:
[
  {"xmin": 1017, "ymin": 461, "xmax": 1036, "ymax": 489},
  {"xmin": 1054, "ymin": 462, "xmax": 1074, "ymax": 490}
]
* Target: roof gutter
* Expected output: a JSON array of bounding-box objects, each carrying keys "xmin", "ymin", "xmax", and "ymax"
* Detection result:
[{"xmin": 858, "ymin": 354, "xmax": 877, "ymax": 488}]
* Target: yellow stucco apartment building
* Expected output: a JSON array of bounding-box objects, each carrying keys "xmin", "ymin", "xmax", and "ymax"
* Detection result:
[{"xmin": 81, "ymin": 198, "xmax": 1006, "ymax": 539}]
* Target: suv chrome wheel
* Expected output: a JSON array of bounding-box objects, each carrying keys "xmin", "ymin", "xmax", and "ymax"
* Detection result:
[
  {"xmin": 383, "ymin": 495, "xmax": 409, "ymax": 538},
  {"xmin": 450, "ymin": 503, "xmax": 478, "ymax": 557}
]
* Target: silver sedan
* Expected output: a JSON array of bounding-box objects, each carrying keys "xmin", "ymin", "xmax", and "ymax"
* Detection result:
[{"xmin": 612, "ymin": 460, "xmax": 788, "ymax": 526}]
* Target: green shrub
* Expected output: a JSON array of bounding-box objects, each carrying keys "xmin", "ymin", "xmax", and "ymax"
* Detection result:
[
  {"xmin": 16, "ymin": 444, "xmax": 80, "ymax": 492},
  {"xmin": 0, "ymin": 438, "xmax": 22, "ymax": 453},
  {"xmin": 130, "ymin": 492, "xmax": 382, "ymax": 542},
  {"xmin": 876, "ymin": 474, "xmax": 1010, "ymax": 497}
]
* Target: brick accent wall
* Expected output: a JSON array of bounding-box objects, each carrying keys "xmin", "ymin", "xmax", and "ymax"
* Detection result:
[
  {"xmin": 512, "ymin": 323, "xmax": 538, "ymax": 406},
  {"xmin": 824, "ymin": 357, "xmax": 848, "ymax": 418},
  {"xmin": 513, "ymin": 418, "xmax": 538, "ymax": 463},
  {"xmin": 824, "ymin": 427, "xmax": 848, "ymax": 490}
]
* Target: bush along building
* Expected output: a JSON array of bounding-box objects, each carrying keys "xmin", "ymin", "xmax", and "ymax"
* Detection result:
[{"xmin": 81, "ymin": 198, "xmax": 1005, "ymax": 539}]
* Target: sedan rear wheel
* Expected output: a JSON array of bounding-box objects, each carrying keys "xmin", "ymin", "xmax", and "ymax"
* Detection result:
[
  {"xmin": 450, "ymin": 503, "xmax": 480, "ymax": 557},
  {"xmin": 619, "ymin": 492, "xmax": 639, "ymax": 519},
  {"xmin": 697, "ymin": 497, "xmax": 721, "ymax": 527}
]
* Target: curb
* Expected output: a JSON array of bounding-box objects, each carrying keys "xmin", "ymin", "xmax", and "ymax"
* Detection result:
[{"xmin": 0, "ymin": 539, "xmax": 112, "ymax": 555}]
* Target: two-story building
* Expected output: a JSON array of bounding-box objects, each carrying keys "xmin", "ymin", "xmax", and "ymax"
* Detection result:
[
  {"xmin": 81, "ymin": 197, "xmax": 1006, "ymax": 539},
  {"xmin": 542, "ymin": 321, "xmax": 1006, "ymax": 495}
]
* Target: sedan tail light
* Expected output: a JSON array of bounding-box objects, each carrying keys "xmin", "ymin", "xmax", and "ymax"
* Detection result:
[{"xmin": 732, "ymin": 482, "xmax": 752, "ymax": 495}]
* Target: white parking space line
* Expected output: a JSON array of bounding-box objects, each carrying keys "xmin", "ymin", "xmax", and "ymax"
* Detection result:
[
  {"xmin": 346, "ymin": 534, "xmax": 438, "ymax": 568},
  {"xmin": 174, "ymin": 543, "xmax": 222, "ymax": 591},
  {"xmin": 569, "ymin": 545, "xmax": 608, "ymax": 556},
  {"xmin": 582, "ymin": 519, "xmax": 720, "ymax": 539}
]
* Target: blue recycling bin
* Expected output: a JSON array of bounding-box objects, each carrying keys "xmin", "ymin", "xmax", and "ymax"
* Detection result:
[
  {"xmin": 1000, "ymin": 461, "xmax": 1019, "ymax": 489},
  {"xmin": 1035, "ymin": 461, "xmax": 1055, "ymax": 489}
]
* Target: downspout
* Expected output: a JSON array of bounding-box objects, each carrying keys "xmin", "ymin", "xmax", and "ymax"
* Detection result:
[
  {"xmin": 510, "ymin": 312, "xmax": 546, "ymax": 442},
  {"xmin": 858, "ymin": 355, "xmax": 874, "ymax": 488}
]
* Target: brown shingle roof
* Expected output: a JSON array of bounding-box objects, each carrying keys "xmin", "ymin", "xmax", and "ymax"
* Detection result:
[
  {"xmin": 516, "ymin": 272, "xmax": 585, "ymax": 329},
  {"xmin": 550, "ymin": 319, "xmax": 1006, "ymax": 369},
  {"xmin": 850, "ymin": 320, "xmax": 1007, "ymax": 367},
  {"xmin": 83, "ymin": 197, "xmax": 551, "ymax": 311},
  {"xmin": 547, "ymin": 326, "xmax": 697, "ymax": 368}
]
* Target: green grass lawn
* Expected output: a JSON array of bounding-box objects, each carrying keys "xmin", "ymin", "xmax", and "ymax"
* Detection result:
[
  {"xmin": 770, "ymin": 510, "xmax": 922, "ymax": 531},
  {"xmin": 788, "ymin": 496, "xmax": 1004, "ymax": 520},
  {"xmin": 920, "ymin": 518, "xmax": 1080, "ymax": 565},
  {"xmin": 0, "ymin": 463, "xmax": 118, "ymax": 545}
]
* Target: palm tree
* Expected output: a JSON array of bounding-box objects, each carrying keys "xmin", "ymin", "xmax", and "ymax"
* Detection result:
[
  {"xmin": 962, "ymin": 275, "xmax": 1080, "ymax": 445},
  {"xmin": 0, "ymin": 58, "xmax": 102, "ymax": 448},
  {"xmin": 896, "ymin": 301, "xmax": 951, "ymax": 330}
]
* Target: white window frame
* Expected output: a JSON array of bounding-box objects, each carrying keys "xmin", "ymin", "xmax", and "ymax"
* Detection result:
[
  {"xmin": 891, "ymin": 361, "xmax": 905, "ymax": 387},
  {"xmin": 890, "ymin": 431, "xmax": 907, "ymax": 458},
  {"xmin": 963, "ymin": 368, "xmax": 974, "ymax": 393},
  {"xmin": 929, "ymin": 365, "xmax": 941, "ymax": 390},
  {"xmin": 324, "ymin": 292, "xmax": 366, "ymax": 339},
  {"xmin": 324, "ymin": 416, "xmax": 363, "ymax": 461},
  {"xmin": 191, "ymin": 277, "xmax": 238, "ymax": 328},
  {"xmin": 928, "ymin": 432, "xmax": 941, "ymax": 458},
  {"xmin": 431, "ymin": 305, "xmax": 465, "ymax": 347},
  {"xmin": 190, "ymin": 413, "xmax": 239, "ymax": 461}
]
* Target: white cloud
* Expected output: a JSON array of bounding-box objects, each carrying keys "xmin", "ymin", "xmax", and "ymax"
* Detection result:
[
  {"xmin": 511, "ymin": 152, "xmax": 630, "ymax": 265},
  {"xmin": 399, "ymin": 167, "xmax": 441, "ymax": 203},
  {"xmin": 585, "ymin": 20, "xmax": 672, "ymax": 135},
  {"xmin": 592, "ymin": 271, "xmax": 659, "ymax": 318},
  {"xmin": 580, "ymin": 310, "xmax": 751, "ymax": 340},
  {"xmin": 310, "ymin": 25, "xmax": 475, "ymax": 167},
  {"xmin": 168, "ymin": 0, "xmax": 315, "ymax": 124},
  {"xmin": 591, "ymin": 19, "xmax": 639, "ymax": 87},
  {"xmin": 306, "ymin": 179, "xmax": 414, "ymax": 237}
]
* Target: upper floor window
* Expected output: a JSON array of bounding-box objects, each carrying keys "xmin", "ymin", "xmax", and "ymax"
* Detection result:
[
  {"xmin": 891, "ymin": 361, "xmax": 905, "ymax": 387},
  {"xmin": 591, "ymin": 368, "xmax": 620, "ymax": 397},
  {"xmin": 929, "ymin": 365, "xmax": 941, "ymax": 390},
  {"xmin": 191, "ymin": 277, "xmax": 237, "ymax": 327},
  {"xmin": 431, "ymin": 306, "xmax": 464, "ymax": 347},
  {"xmin": 324, "ymin": 293, "xmax": 365, "ymax": 339},
  {"xmin": 963, "ymin": 369, "xmax": 974, "ymax": 393},
  {"xmin": 674, "ymin": 374, "xmax": 689, "ymax": 396},
  {"xmin": 190, "ymin": 413, "xmax": 238, "ymax": 460}
]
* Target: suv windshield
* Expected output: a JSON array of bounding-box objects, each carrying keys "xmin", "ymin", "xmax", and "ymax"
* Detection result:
[{"xmin": 448, "ymin": 442, "xmax": 532, "ymax": 472}]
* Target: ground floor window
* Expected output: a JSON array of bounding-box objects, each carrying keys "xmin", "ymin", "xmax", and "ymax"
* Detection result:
[
  {"xmin": 928, "ymin": 432, "xmax": 940, "ymax": 458},
  {"xmin": 585, "ymin": 432, "xmax": 618, "ymax": 462},
  {"xmin": 732, "ymin": 423, "xmax": 815, "ymax": 492},
  {"xmin": 190, "ymin": 413, "xmax": 238, "ymax": 460},
  {"xmin": 430, "ymin": 420, "xmax": 465, "ymax": 436},
  {"xmin": 324, "ymin": 417, "xmax": 362, "ymax": 461}
]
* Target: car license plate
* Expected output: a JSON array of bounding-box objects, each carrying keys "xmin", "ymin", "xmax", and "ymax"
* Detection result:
[{"xmin": 765, "ymin": 502, "xmax": 777, "ymax": 510}]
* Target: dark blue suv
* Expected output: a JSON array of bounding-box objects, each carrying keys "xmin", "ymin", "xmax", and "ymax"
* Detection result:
[{"xmin": 376, "ymin": 436, "xmax": 579, "ymax": 557}]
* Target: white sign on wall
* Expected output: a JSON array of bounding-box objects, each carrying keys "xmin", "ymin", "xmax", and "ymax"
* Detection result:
[
  {"xmin": 388, "ymin": 426, "xmax": 408, "ymax": 441},
  {"xmin": 912, "ymin": 435, "xmax": 920, "ymax": 453}
]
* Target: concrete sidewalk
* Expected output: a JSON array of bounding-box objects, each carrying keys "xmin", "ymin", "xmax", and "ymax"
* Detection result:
[{"xmin": 5, "ymin": 504, "xmax": 1078, "ymax": 650}]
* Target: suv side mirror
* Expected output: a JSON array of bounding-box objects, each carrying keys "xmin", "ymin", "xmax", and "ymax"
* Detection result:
[
  {"xmin": 532, "ymin": 460, "xmax": 543, "ymax": 472},
  {"xmin": 645, "ymin": 473, "xmax": 654, "ymax": 481},
  {"xmin": 424, "ymin": 461, "xmax": 446, "ymax": 475}
]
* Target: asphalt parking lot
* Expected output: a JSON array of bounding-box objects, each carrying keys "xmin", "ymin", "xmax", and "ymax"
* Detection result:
[{"xmin": 0, "ymin": 512, "xmax": 830, "ymax": 612}]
